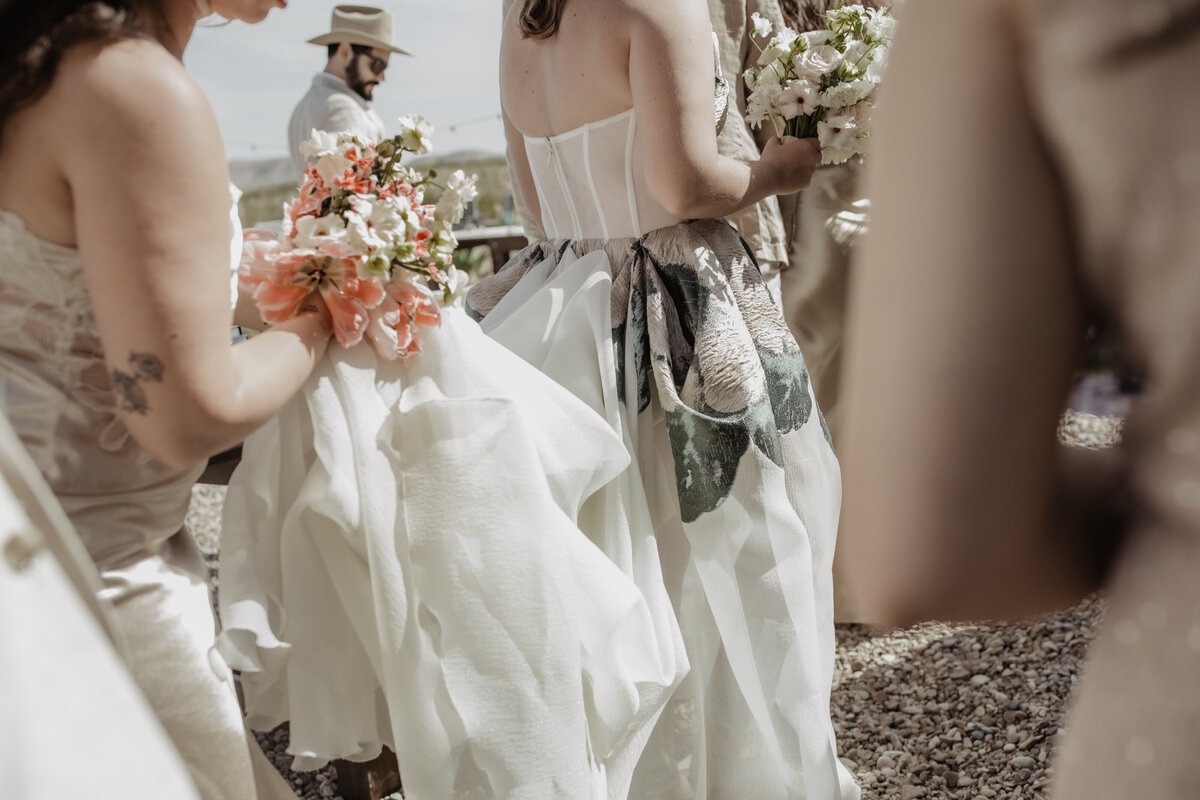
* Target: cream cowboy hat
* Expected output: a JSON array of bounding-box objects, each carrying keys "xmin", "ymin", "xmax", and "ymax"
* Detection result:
[{"xmin": 307, "ymin": 5, "xmax": 411, "ymax": 56}]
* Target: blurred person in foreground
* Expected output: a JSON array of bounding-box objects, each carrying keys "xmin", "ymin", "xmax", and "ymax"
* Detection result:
[
  {"xmin": 841, "ymin": 0, "xmax": 1200, "ymax": 797},
  {"xmin": 0, "ymin": 410, "xmax": 199, "ymax": 799},
  {"xmin": 0, "ymin": 0, "xmax": 335, "ymax": 796}
]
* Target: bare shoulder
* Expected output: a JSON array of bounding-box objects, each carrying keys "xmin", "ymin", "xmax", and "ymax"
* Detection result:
[
  {"xmin": 620, "ymin": 0, "xmax": 709, "ymax": 27},
  {"xmin": 50, "ymin": 37, "xmax": 219, "ymax": 148}
]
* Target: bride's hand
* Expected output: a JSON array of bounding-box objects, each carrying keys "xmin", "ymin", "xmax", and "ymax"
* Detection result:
[{"xmin": 760, "ymin": 135, "xmax": 821, "ymax": 195}]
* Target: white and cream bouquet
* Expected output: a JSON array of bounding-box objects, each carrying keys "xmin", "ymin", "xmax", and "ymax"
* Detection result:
[{"xmin": 744, "ymin": 4, "xmax": 896, "ymax": 164}]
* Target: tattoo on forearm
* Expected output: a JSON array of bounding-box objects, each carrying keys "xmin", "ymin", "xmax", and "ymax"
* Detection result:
[{"xmin": 111, "ymin": 352, "xmax": 165, "ymax": 415}]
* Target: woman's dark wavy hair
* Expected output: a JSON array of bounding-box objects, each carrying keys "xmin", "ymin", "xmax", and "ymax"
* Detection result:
[
  {"xmin": 0, "ymin": 1, "xmax": 150, "ymax": 140},
  {"xmin": 519, "ymin": 0, "xmax": 567, "ymax": 40}
]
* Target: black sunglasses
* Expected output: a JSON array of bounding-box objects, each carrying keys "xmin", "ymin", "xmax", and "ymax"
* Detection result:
[{"xmin": 354, "ymin": 50, "xmax": 388, "ymax": 76}]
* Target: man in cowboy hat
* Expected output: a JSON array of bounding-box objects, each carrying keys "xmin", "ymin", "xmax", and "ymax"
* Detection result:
[{"xmin": 288, "ymin": 4, "xmax": 411, "ymax": 175}]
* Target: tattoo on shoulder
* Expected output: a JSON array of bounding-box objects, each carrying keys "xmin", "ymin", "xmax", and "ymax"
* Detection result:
[{"xmin": 111, "ymin": 352, "xmax": 165, "ymax": 415}]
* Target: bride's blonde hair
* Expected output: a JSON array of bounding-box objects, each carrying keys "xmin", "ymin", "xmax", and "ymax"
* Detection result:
[{"xmin": 519, "ymin": 0, "xmax": 567, "ymax": 39}]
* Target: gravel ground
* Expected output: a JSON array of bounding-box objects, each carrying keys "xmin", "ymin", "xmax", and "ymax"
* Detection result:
[{"xmin": 187, "ymin": 411, "xmax": 1121, "ymax": 800}]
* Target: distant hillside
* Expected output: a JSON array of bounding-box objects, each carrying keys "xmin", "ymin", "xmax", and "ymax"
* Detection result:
[
  {"xmin": 232, "ymin": 149, "xmax": 512, "ymax": 229},
  {"xmin": 230, "ymin": 157, "xmax": 295, "ymax": 193}
]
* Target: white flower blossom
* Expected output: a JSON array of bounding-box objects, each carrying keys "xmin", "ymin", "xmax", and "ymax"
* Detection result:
[
  {"xmin": 751, "ymin": 11, "xmax": 773, "ymax": 39},
  {"xmin": 291, "ymin": 212, "xmax": 348, "ymax": 249},
  {"xmin": 841, "ymin": 40, "xmax": 871, "ymax": 73},
  {"xmin": 817, "ymin": 104, "xmax": 872, "ymax": 165},
  {"xmin": 865, "ymin": 8, "xmax": 898, "ymax": 44},
  {"xmin": 800, "ymin": 29, "xmax": 834, "ymax": 49},
  {"xmin": 299, "ymin": 129, "xmax": 343, "ymax": 159},
  {"xmin": 822, "ymin": 78, "xmax": 875, "ymax": 110},
  {"xmin": 396, "ymin": 114, "xmax": 434, "ymax": 155},
  {"xmin": 826, "ymin": 6, "xmax": 867, "ymax": 37},
  {"xmin": 344, "ymin": 196, "xmax": 388, "ymax": 255},
  {"xmin": 756, "ymin": 60, "xmax": 787, "ymax": 87},
  {"xmin": 310, "ymin": 150, "xmax": 357, "ymax": 186},
  {"xmin": 745, "ymin": 81, "xmax": 785, "ymax": 128},
  {"xmin": 779, "ymin": 79, "xmax": 823, "ymax": 119},
  {"xmin": 775, "ymin": 26, "xmax": 800, "ymax": 48},
  {"xmin": 435, "ymin": 170, "xmax": 479, "ymax": 225}
]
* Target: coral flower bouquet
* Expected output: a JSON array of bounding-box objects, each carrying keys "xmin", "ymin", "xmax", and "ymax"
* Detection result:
[
  {"xmin": 744, "ymin": 4, "xmax": 896, "ymax": 164},
  {"xmin": 241, "ymin": 115, "xmax": 478, "ymax": 361}
]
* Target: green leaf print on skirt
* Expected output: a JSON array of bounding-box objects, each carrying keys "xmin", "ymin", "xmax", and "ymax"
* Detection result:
[{"xmin": 467, "ymin": 218, "xmax": 829, "ymax": 524}]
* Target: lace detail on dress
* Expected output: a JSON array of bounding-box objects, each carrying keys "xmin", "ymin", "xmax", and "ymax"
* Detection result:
[{"xmin": 0, "ymin": 210, "xmax": 132, "ymax": 455}]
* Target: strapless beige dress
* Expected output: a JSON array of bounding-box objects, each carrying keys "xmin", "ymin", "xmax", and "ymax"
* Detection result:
[{"xmin": 0, "ymin": 206, "xmax": 292, "ymax": 800}]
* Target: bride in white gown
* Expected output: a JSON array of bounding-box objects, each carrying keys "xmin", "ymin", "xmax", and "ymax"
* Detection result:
[{"xmin": 219, "ymin": 0, "xmax": 856, "ymax": 797}]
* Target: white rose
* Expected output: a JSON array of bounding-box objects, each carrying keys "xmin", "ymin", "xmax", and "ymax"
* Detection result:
[
  {"xmin": 797, "ymin": 45, "xmax": 843, "ymax": 80},
  {"xmin": 750, "ymin": 11, "xmax": 772, "ymax": 39}
]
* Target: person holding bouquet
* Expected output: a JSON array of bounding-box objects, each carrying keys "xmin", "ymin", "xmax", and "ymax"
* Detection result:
[
  {"xmin": 459, "ymin": 0, "xmax": 860, "ymax": 796},
  {"xmin": 0, "ymin": 1, "xmax": 333, "ymax": 796}
]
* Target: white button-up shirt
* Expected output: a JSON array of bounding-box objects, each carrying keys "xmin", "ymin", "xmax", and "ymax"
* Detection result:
[{"xmin": 287, "ymin": 73, "xmax": 386, "ymax": 177}]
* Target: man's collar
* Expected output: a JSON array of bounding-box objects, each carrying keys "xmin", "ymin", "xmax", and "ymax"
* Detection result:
[{"xmin": 314, "ymin": 72, "xmax": 370, "ymax": 106}]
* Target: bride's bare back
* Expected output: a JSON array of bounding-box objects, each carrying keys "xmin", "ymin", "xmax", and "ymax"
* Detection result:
[
  {"xmin": 499, "ymin": 0, "xmax": 823, "ymax": 230},
  {"xmin": 500, "ymin": 0, "xmax": 634, "ymax": 138}
]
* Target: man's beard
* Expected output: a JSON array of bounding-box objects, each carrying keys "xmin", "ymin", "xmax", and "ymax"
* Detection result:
[{"xmin": 347, "ymin": 61, "xmax": 379, "ymax": 102}]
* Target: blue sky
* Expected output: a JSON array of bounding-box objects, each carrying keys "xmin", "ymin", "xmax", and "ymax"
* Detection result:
[{"xmin": 186, "ymin": 1, "xmax": 505, "ymax": 161}]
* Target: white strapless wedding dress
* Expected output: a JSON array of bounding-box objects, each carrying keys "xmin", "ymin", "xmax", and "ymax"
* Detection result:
[{"xmin": 221, "ymin": 108, "xmax": 855, "ymax": 800}]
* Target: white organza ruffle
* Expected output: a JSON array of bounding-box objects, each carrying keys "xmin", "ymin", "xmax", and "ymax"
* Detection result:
[{"xmin": 217, "ymin": 309, "xmax": 683, "ymax": 797}]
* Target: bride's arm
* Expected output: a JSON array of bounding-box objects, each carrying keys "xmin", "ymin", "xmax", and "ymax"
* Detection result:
[
  {"xmin": 57, "ymin": 40, "xmax": 331, "ymax": 467},
  {"xmin": 627, "ymin": 0, "xmax": 818, "ymax": 219},
  {"xmin": 839, "ymin": 0, "xmax": 1093, "ymax": 627}
]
